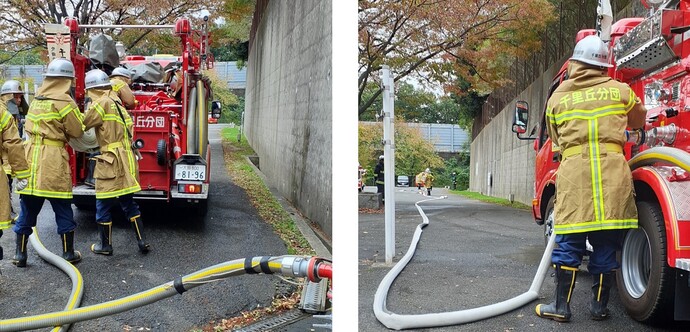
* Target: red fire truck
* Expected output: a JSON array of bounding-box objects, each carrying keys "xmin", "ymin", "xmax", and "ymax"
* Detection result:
[
  {"xmin": 512, "ymin": 0, "xmax": 690, "ymax": 324},
  {"xmin": 46, "ymin": 17, "xmax": 219, "ymax": 215}
]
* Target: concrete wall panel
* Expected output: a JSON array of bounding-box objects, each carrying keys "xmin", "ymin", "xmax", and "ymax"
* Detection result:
[
  {"xmin": 245, "ymin": 1, "xmax": 332, "ymax": 236},
  {"xmin": 470, "ymin": 56, "xmax": 568, "ymax": 206}
]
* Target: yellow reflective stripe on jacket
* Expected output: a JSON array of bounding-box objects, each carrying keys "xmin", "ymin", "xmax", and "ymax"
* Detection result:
[
  {"xmin": 554, "ymin": 219, "xmax": 638, "ymax": 234},
  {"xmin": 41, "ymin": 138, "xmax": 65, "ymax": 147},
  {"xmin": 589, "ymin": 119, "xmax": 604, "ymax": 221},
  {"xmin": 0, "ymin": 111, "xmax": 11, "ymax": 128},
  {"xmin": 103, "ymin": 114, "xmax": 126, "ymax": 126},
  {"xmin": 112, "ymin": 81, "xmax": 126, "ymax": 92},
  {"xmin": 94, "ymin": 103, "xmax": 107, "ymax": 118},
  {"xmin": 18, "ymin": 187, "xmax": 73, "ymax": 199},
  {"xmin": 14, "ymin": 169, "xmax": 30, "ymax": 179},
  {"xmin": 625, "ymin": 89, "xmax": 635, "ymax": 112},
  {"xmin": 0, "ymin": 220, "xmax": 11, "ymax": 230},
  {"xmin": 546, "ymin": 104, "xmax": 626, "ymax": 125},
  {"xmin": 58, "ymin": 104, "xmax": 75, "ymax": 118},
  {"xmin": 95, "ymin": 184, "xmax": 140, "ymax": 199}
]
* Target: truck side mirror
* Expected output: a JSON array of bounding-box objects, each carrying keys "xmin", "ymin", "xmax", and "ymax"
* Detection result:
[
  {"xmin": 512, "ymin": 100, "xmax": 529, "ymax": 134},
  {"xmin": 211, "ymin": 100, "xmax": 222, "ymax": 119}
]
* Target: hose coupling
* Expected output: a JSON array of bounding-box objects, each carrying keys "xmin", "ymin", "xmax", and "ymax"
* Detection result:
[{"xmin": 280, "ymin": 256, "xmax": 311, "ymax": 278}]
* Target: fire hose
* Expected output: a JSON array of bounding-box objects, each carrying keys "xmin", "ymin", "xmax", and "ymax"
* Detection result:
[
  {"xmin": 373, "ymin": 147, "xmax": 690, "ymax": 330},
  {"xmin": 0, "ymin": 251, "xmax": 331, "ymax": 331},
  {"xmin": 373, "ymin": 195, "xmax": 556, "ymax": 330}
]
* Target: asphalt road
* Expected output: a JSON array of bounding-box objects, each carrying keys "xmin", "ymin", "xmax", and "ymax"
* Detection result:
[
  {"xmin": 0, "ymin": 124, "xmax": 294, "ymax": 331},
  {"xmin": 359, "ymin": 187, "xmax": 690, "ymax": 331}
]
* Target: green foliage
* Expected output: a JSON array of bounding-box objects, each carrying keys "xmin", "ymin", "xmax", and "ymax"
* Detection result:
[
  {"xmin": 223, "ymin": 96, "xmax": 245, "ymax": 124},
  {"xmin": 0, "ymin": 50, "xmax": 44, "ymax": 65},
  {"xmin": 359, "ymin": 121, "xmax": 444, "ymax": 181},
  {"xmin": 432, "ymin": 148, "xmax": 470, "ymax": 188},
  {"xmin": 451, "ymin": 190, "xmax": 530, "ymax": 210},
  {"xmin": 450, "ymin": 76, "xmax": 488, "ymax": 131},
  {"xmin": 206, "ymin": 70, "xmax": 240, "ymax": 124},
  {"xmin": 220, "ymin": 126, "xmax": 313, "ymax": 255},
  {"xmin": 359, "ymin": 81, "xmax": 462, "ymax": 125}
]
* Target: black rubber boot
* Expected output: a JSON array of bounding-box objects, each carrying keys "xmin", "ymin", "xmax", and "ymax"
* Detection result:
[
  {"xmin": 91, "ymin": 222, "xmax": 113, "ymax": 255},
  {"xmin": 536, "ymin": 265, "xmax": 577, "ymax": 322},
  {"xmin": 12, "ymin": 233, "xmax": 28, "ymax": 267},
  {"xmin": 0, "ymin": 229, "xmax": 3, "ymax": 260},
  {"xmin": 130, "ymin": 215, "xmax": 150, "ymax": 254},
  {"xmin": 590, "ymin": 272, "xmax": 613, "ymax": 320},
  {"xmin": 61, "ymin": 231, "xmax": 82, "ymax": 264}
]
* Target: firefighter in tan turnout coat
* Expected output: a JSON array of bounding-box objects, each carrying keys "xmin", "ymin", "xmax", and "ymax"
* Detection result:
[
  {"xmin": 13, "ymin": 58, "xmax": 85, "ymax": 267},
  {"xmin": 82, "ymin": 69, "xmax": 150, "ymax": 256},
  {"xmin": 0, "ymin": 101, "xmax": 29, "ymax": 261},
  {"xmin": 110, "ymin": 67, "xmax": 136, "ymax": 110},
  {"xmin": 535, "ymin": 35, "xmax": 647, "ymax": 322}
]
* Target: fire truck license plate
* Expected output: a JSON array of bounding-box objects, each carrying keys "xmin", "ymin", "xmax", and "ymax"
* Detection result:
[{"xmin": 175, "ymin": 165, "xmax": 206, "ymax": 181}]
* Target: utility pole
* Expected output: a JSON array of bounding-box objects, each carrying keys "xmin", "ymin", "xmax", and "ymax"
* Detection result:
[{"xmin": 381, "ymin": 65, "xmax": 395, "ymax": 264}]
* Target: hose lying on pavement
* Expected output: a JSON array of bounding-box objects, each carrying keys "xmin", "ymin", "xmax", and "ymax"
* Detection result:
[
  {"xmin": 0, "ymin": 255, "xmax": 331, "ymax": 331},
  {"xmin": 29, "ymin": 227, "xmax": 84, "ymax": 332},
  {"xmin": 373, "ymin": 195, "xmax": 557, "ymax": 330}
]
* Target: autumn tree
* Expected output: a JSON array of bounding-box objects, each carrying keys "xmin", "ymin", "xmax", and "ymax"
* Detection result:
[
  {"xmin": 358, "ymin": 0, "xmax": 555, "ymax": 116},
  {"xmin": 359, "ymin": 120, "xmax": 443, "ymax": 180},
  {"xmin": 0, "ymin": 0, "xmax": 223, "ymax": 60},
  {"xmin": 211, "ymin": 0, "xmax": 255, "ymax": 64}
]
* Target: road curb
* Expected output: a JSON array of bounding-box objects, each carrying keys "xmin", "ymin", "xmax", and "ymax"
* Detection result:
[{"xmin": 244, "ymin": 156, "xmax": 332, "ymax": 259}]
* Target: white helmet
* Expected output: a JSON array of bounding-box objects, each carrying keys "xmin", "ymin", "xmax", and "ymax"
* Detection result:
[
  {"xmin": 110, "ymin": 67, "xmax": 131, "ymax": 79},
  {"xmin": 571, "ymin": 35, "xmax": 612, "ymax": 68},
  {"xmin": 85, "ymin": 69, "xmax": 112, "ymax": 90},
  {"xmin": 379, "ymin": 155, "xmax": 384, "ymax": 160},
  {"xmin": 425, "ymin": 168, "xmax": 430, "ymax": 173},
  {"xmin": 45, "ymin": 58, "xmax": 75, "ymax": 78},
  {"xmin": 68, "ymin": 127, "xmax": 99, "ymax": 153},
  {"xmin": 1, "ymin": 80, "xmax": 22, "ymax": 95}
]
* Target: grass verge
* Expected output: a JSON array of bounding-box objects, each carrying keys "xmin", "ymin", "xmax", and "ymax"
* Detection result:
[
  {"xmin": 450, "ymin": 190, "xmax": 531, "ymax": 210},
  {"xmin": 220, "ymin": 126, "xmax": 313, "ymax": 255},
  {"xmin": 196, "ymin": 127, "xmax": 315, "ymax": 331}
]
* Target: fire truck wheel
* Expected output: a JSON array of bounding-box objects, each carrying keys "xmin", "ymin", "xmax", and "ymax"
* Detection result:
[
  {"xmin": 616, "ymin": 200, "xmax": 674, "ymax": 324},
  {"xmin": 156, "ymin": 139, "xmax": 168, "ymax": 166},
  {"xmin": 543, "ymin": 196, "xmax": 555, "ymax": 247}
]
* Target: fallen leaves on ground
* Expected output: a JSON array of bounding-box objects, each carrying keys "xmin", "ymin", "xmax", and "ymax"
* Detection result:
[{"xmin": 204, "ymin": 292, "xmax": 301, "ymax": 331}]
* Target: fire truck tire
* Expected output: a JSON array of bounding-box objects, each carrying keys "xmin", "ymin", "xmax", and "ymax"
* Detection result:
[
  {"xmin": 617, "ymin": 200, "xmax": 674, "ymax": 324},
  {"xmin": 543, "ymin": 196, "xmax": 555, "ymax": 247},
  {"xmin": 156, "ymin": 139, "xmax": 167, "ymax": 166}
]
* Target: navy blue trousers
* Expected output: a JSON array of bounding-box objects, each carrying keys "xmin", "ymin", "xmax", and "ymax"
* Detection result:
[
  {"xmin": 14, "ymin": 195, "xmax": 76, "ymax": 235},
  {"xmin": 96, "ymin": 194, "xmax": 140, "ymax": 223},
  {"xmin": 552, "ymin": 230, "xmax": 625, "ymax": 274}
]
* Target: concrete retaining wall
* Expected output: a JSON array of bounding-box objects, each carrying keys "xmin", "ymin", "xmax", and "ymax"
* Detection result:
[
  {"xmin": 244, "ymin": 0, "xmax": 332, "ymax": 236},
  {"xmin": 469, "ymin": 55, "xmax": 568, "ymax": 205}
]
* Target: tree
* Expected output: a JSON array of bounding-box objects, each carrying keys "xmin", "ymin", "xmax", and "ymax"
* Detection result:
[
  {"xmin": 205, "ymin": 69, "xmax": 240, "ymax": 123},
  {"xmin": 211, "ymin": 0, "xmax": 255, "ymax": 64},
  {"xmin": 0, "ymin": 0, "xmax": 223, "ymax": 57},
  {"xmin": 358, "ymin": 0, "xmax": 555, "ymax": 115},
  {"xmin": 359, "ymin": 120, "xmax": 443, "ymax": 180},
  {"xmin": 450, "ymin": 76, "xmax": 489, "ymax": 131}
]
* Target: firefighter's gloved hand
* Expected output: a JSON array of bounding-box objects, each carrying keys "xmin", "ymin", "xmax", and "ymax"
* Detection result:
[{"xmin": 15, "ymin": 178, "xmax": 28, "ymax": 192}]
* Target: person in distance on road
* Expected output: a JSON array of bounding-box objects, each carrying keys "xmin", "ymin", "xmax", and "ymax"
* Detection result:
[
  {"xmin": 82, "ymin": 69, "xmax": 150, "ymax": 256},
  {"xmin": 374, "ymin": 155, "xmax": 385, "ymax": 200},
  {"xmin": 423, "ymin": 168, "xmax": 434, "ymax": 196},
  {"xmin": 535, "ymin": 35, "xmax": 647, "ymax": 322}
]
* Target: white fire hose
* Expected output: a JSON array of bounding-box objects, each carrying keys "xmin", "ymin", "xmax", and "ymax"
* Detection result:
[{"xmin": 373, "ymin": 196, "xmax": 556, "ymax": 330}]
